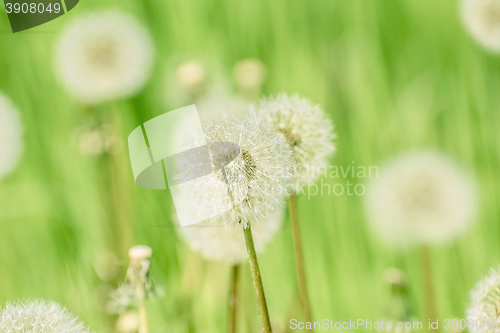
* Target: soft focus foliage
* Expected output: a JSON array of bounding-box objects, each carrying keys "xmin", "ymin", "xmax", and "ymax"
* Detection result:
[
  {"xmin": 0, "ymin": 92, "xmax": 22, "ymax": 180},
  {"xmin": 1, "ymin": 0, "xmax": 500, "ymax": 332}
]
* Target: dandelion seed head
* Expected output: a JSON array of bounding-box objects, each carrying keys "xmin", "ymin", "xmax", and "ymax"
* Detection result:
[
  {"xmin": 258, "ymin": 94, "xmax": 336, "ymax": 187},
  {"xmin": 176, "ymin": 113, "xmax": 294, "ymax": 226},
  {"xmin": 467, "ymin": 268, "xmax": 500, "ymax": 333},
  {"xmin": 179, "ymin": 210, "xmax": 283, "ymax": 263},
  {"xmin": 0, "ymin": 300, "xmax": 93, "ymax": 333},
  {"xmin": 128, "ymin": 245, "xmax": 153, "ymax": 261},
  {"xmin": 55, "ymin": 10, "xmax": 154, "ymax": 104},
  {"xmin": 0, "ymin": 93, "xmax": 23, "ymax": 181},
  {"xmin": 462, "ymin": 0, "xmax": 500, "ymax": 52},
  {"xmin": 365, "ymin": 152, "xmax": 477, "ymax": 247},
  {"xmin": 108, "ymin": 245, "xmax": 163, "ymax": 314}
]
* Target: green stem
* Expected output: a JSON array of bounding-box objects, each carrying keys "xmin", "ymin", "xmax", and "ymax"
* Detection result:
[
  {"xmin": 289, "ymin": 194, "xmax": 313, "ymax": 332},
  {"xmin": 420, "ymin": 245, "xmax": 438, "ymax": 330},
  {"xmin": 243, "ymin": 224, "xmax": 272, "ymax": 333},
  {"xmin": 229, "ymin": 264, "xmax": 240, "ymax": 333},
  {"xmin": 138, "ymin": 299, "xmax": 149, "ymax": 333}
]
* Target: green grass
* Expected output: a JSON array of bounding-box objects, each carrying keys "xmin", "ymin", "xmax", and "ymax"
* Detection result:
[{"xmin": 1, "ymin": 0, "xmax": 500, "ymax": 332}]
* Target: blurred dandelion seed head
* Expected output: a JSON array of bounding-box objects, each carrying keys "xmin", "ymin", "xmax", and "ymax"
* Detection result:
[
  {"xmin": 176, "ymin": 113, "xmax": 294, "ymax": 226},
  {"xmin": 164, "ymin": 59, "xmax": 231, "ymax": 108},
  {"xmin": 467, "ymin": 269, "xmax": 500, "ymax": 333},
  {"xmin": 176, "ymin": 61, "xmax": 207, "ymax": 91},
  {"xmin": 384, "ymin": 267, "xmax": 407, "ymax": 287},
  {"xmin": 196, "ymin": 94, "xmax": 248, "ymax": 119},
  {"xmin": 55, "ymin": 10, "xmax": 154, "ymax": 104},
  {"xmin": 462, "ymin": 0, "xmax": 500, "ymax": 52},
  {"xmin": 116, "ymin": 311, "xmax": 140, "ymax": 333},
  {"xmin": 72, "ymin": 125, "xmax": 123, "ymax": 156},
  {"xmin": 93, "ymin": 251, "xmax": 121, "ymax": 282},
  {"xmin": 0, "ymin": 93, "xmax": 23, "ymax": 181},
  {"xmin": 179, "ymin": 210, "xmax": 283, "ymax": 263},
  {"xmin": 365, "ymin": 152, "xmax": 478, "ymax": 247},
  {"xmin": 108, "ymin": 245, "xmax": 163, "ymax": 314},
  {"xmin": 258, "ymin": 94, "xmax": 336, "ymax": 188},
  {"xmin": 128, "ymin": 245, "xmax": 153, "ymax": 261},
  {"xmin": 232, "ymin": 58, "xmax": 267, "ymax": 89},
  {"xmin": 0, "ymin": 300, "xmax": 93, "ymax": 333}
]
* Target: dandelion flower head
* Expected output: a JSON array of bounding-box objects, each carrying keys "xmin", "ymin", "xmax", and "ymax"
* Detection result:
[
  {"xmin": 364, "ymin": 152, "xmax": 477, "ymax": 247},
  {"xmin": 258, "ymin": 94, "xmax": 335, "ymax": 187},
  {"xmin": 466, "ymin": 268, "xmax": 500, "ymax": 333},
  {"xmin": 55, "ymin": 10, "xmax": 154, "ymax": 104},
  {"xmin": 175, "ymin": 113, "xmax": 294, "ymax": 226},
  {"xmin": 462, "ymin": 0, "xmax": 500, "ymax": 52},
  {"xmin": 0, "ymin": 300, "xmax": 93, "ymax": 333},
  {"xmin": 179, "ymin": 210, "xmax": 283, "ymax": 263}
]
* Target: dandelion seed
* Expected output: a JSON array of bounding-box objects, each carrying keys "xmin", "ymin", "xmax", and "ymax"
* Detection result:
[
  {"xmin": 179, "ymin": 210, "xmax": 283, "ymax": 264},
  {"xmin": 0, "ymin": 300, "xmax": 93, "ymax": 333},
  {"xmin": 55, "ymin": 10, "xmax": 154, "ymax": 104},
  {"xmin": 466, "ymin": 268, "xmax": 500, "ymax": 333},
  {"xmin": 175, "ymin": 113, "xmax": 294, "ymax": 227},
  {"xmin": 257, "ymin": 94, "xmax": 336, "ymax": 187},
  {"xmin": 461, "ymin": 0, "xmax": 500, "ymax": 52},
  {"xmin": 365, "ymin": 152, "xmax": 477, "ymax": 247},
  {"xmin": 0, "ymin": 92, "xmax": 23, "ymax": 181}
]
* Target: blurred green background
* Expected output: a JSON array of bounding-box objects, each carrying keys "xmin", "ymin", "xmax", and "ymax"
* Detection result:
[{"xmin": 1, "ymin": 0, "xmax": 500, "ymax": 332}]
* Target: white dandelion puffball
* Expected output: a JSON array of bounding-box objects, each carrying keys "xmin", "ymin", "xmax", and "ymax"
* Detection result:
[
  {"xmin": 0, "ymin": 300, "xmax": 93, "ymax": 333},
  {"xmin": 467, "ymin": 268, "xmax": 500, "ymax": 333},
  {"xmin": 258, "ymin": 94, "xmax": 336, "ymax": 187},
  {"xmin": 175, "ymin": 113, "xmax": 294, "ymax": 226},
  {"xmin": 55, "ymin": 10, "xmax": 154, "ymax": 104},
  {"xmin": 179, "ymin": 210, "xmax": 283, "ymax": 263},
  {"xmin": 462, "ymin": 0, "xmax": 500, "ymax": 52},
  {"xmin": 365, "ymin": 152, "xmax": 478, "ymax": 247},
  {"xmin": 232, "ymin": 58, "xmax": 267, "ymax": 89},
  {"xmin": 0, "ymin": 93, "xmax": 23, "ymax": 180}
]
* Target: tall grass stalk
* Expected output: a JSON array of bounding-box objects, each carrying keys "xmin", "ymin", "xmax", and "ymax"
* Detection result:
[
  {"xmin": 289, "ymin": 193, "xmax": 313, "ymax": 331},
  {"xmin": 243, "ymin": 224, "xmax": 272, "ymax": 333}
]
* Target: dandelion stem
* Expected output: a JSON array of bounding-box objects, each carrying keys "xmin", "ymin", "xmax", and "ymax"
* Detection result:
[
  {"xmin": 138, "ymin": 298, "xmax": 149, "ymax": 333},
  {"xmin": 229, "ymin": 264, "xmax": 240, "ymax": 333},
  {"xmin": 289, "ymin": 194, "xmax": 313, "ymax": 331},
  {"xmin": 243, "ymin": 224, "xmax": 272, "ymax": 333},
  {"xmin": 420, "ymin": 245, "xmax": 438, "ymax": 329}
]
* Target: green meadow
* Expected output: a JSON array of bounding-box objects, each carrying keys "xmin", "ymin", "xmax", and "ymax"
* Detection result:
[{"xmin": 1, "ymin": 0, "xmax": 500, "ymax": 332}]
